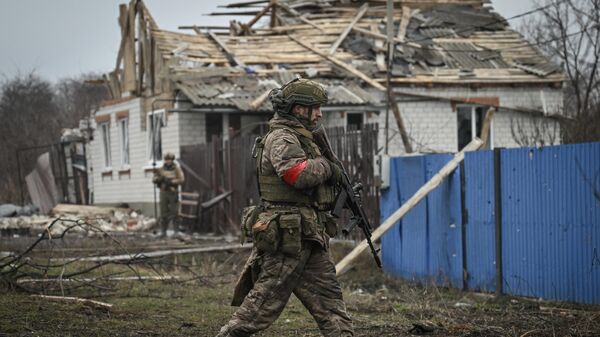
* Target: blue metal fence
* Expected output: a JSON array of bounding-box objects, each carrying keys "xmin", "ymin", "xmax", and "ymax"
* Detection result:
[{"xmin": 380, "ymin": 142, "xmax": 600, "ymax": 304}]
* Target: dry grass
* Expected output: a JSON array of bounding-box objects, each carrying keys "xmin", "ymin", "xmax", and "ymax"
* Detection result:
[{"xmin": 1, "ymin": 234, "xmax": 599, "ymax": 337}]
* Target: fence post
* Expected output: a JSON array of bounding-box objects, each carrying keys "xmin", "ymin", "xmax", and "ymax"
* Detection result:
[
  {"xmin": 460, "ymin": 161, "xmax": 468, "ymax": 290},
  {"xmin": 494, "ymin": 148, "xmax": 503, "ymax": 296}
]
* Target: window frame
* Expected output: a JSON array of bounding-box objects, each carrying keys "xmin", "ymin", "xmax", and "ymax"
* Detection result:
[
  {"xmin": 456, "ymin": 104, "xmax": 494, "ymax": 150},
  {"xmin": 147, "ymin": 110, "xmax": 165, "ymax": 166},
  {"xmin": 118, "ymin": 117, "xmax": 130, "ymax": 168},
  {"xmin": 99, "ymin": 121, "xmax": 112, "ymax": 171}
]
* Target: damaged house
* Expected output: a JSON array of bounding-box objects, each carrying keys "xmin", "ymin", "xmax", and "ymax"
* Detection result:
[{"xmin": 88, "ymin": 0, "xmax": 564, "ymax": 214}]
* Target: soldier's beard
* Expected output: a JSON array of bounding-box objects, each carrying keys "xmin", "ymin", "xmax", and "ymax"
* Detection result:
[{"xmin": 294, "ymin": 107, "xmax": 318, "ymax": 130}]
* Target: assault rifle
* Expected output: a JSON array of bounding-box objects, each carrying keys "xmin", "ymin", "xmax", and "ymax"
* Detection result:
[
  {"xmin": 153, "ymin": 174, "xmax": 174, "ymax": 189},
  {"xmin": 313, "ymin": 125, "xmax": 382, "ymax": 268}
]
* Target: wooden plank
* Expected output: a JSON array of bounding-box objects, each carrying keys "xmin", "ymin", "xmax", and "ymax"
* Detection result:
[
  {"xmin": 207, "ymin": 31, "xmax": 246, "ymax": 67},
  {"xmin": 396, "ymin": 6, "xmax": 411, "ymax": 42},
  {"xmin": 371, "ymin": 23, "xmax": 386, "ymax": 72},
  {"xmin": 250, "ymin": 89, "xmax": 272, "ymax": 110},
  {"xmin": 352, "ymin": 26, "xmax": 422, "ymax": 49},
  {"xmin": 122, "ymin": 0, "xmax": 137, "ymax": 93},
  {"xmin": 278, "ymin": 2, "xmax": 326, "ymax": 32},
  {"xmin": 328, "ymin": 3, "xmax": 369, "ymax": 56},
  {"xmin": 479, "ymin": 107, "xmax": 496, "ymax": 147},
  {"xmin": 245, "ymin": 2, "xmax": 273, "ymax": 30},
  {"xmin": 289, "ymin": 34, "xmax": 386, "ymax": 92},
  {"xmin": 335, "ymin": 138, "xmax": 485, "ymax": 275}
]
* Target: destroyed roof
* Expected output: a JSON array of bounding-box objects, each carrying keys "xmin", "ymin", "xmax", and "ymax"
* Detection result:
[
  {"xmin": 104, "ymin": 0, "xmax": 564, "ymax": 103},
  {"xmin": 174, "ymin": 70, "xmax": 381, "ymax": 111}
]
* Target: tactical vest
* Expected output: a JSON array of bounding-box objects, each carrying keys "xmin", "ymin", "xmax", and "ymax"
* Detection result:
[
  {"xmin": 159, "ymin": 165, "xmax": 179, "ymax": 192},
  {"xmin": 254, "ymin": 124, "xmax": 336, "ymax": 210}
]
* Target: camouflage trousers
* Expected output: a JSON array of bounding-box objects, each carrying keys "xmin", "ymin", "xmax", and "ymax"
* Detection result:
[
  {"xmin": 216, "ymin": 243, "xmax": 354, "ymax": 337},
  {"xmin": 159, "ymin": 190, "xmax": 178, "ymax": 232}
]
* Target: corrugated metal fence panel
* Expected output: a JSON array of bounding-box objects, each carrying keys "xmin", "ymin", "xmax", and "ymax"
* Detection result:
[
  {"xmin": 380, "ymin": 157, "xmax": 403, "ymax": 276},
  {"xmin": 381, "ymin": 155, "xmax": 463, "ymax": 287},
  {"xmin": 463, "ymin": 151, "xmax": 497, "ymax": 292},
  {"xmin": 424, "ymin": 155, "xmax": 464, "ymax": 288},
  {"xmin": 381, "ymin": 156, "xmax": 429, "ymax": 281},
  {"xmin": 501, "ymin": 143, "xmax": 600, "ymax": 304},
  {"xmin": 382, "ymin": 142, "xmax": 600, "ymax": 304}
]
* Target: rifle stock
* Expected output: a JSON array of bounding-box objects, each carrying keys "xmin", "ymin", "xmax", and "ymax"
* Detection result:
[{"xmin": 313, "ymin": 125, "xmax": 382, "ymax": 268}]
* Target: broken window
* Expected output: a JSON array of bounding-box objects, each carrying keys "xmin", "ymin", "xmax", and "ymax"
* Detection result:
[
  {"xmin": 457, "ymin": 105, "xmax": 492, "ymax": 150},
  {"xmin": 100, "ymin": 122, "xmax": 111, "ymax": 169},
  {"xmin": 347, "ymin": 113, "xmax": 363, "ymax": 131},
  {"xmin": 148, "ymin": 111, "xmax": 164, "ymax": 163},
  {"xmin": 118, "ymin": 118, "xmax": 129, "ymax": 167}
]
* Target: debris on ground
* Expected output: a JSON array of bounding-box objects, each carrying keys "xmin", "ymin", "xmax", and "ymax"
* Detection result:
[{"xmin": 0, "ymin": 203, "xmax": 156, "ymax": 237}]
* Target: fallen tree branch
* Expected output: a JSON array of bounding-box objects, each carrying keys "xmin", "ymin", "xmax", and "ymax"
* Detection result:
[
  {"xmin": 31, "ymin": 294, "xmax": 113, "ymax": 309},
  {"xmin": 52, "ymin": 244, "xmax": 252, "ymax": 263}
]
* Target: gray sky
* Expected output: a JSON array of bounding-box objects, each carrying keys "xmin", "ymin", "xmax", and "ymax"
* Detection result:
[{"xmin": 0, "ymin": 0, "xmax": 535, "ymax": 82}]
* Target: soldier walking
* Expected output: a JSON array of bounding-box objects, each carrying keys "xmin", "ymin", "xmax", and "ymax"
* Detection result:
[
  {"xmin": 153, "ymin": 152, "xmax": 184, "ymax": 236},
  {"xmin": 216, "ymin": 78, "xmax": 354, "ymax": 337}
]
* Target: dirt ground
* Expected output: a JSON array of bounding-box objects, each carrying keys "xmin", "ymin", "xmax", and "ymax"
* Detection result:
[{"xmin": 1, "ymin": 232, "xmax": 599, "ymax": 337}]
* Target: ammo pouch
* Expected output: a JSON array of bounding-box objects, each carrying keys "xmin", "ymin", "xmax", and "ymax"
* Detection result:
[
  {"xmin": 240, "ymin": 205, "xmax": 261, "ymax": 244},
  {"xmin": 252, "ymin": 212, "xmax": 280, "ymax": 253},
  {"xmin": 249, "ymin": 210, "xmax": 303, "ymax": 256},
  {"xmin": 278, "ymin": 213, "xmax": 302, "ymax": 256}
]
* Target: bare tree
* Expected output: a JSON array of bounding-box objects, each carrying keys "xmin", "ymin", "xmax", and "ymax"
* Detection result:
[
  {"xmin": 521, "ymin": 0, "xmax": 600, "ymax": 143},
  {"xmin": 0, "ymin": 72, "xmax": 108, "ymax": 204},
  {"xmin": 55, "ymin": 74, "xmax": 108, "ymax": 128},
  {"xmin": 0, "ymin": 73, "xmax": 60, "ymax": 203}
]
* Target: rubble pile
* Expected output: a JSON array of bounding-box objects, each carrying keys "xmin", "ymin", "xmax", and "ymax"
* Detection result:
[{"xmin": 0, "ymin": 204, "xmax": 156, "ymax": 237}]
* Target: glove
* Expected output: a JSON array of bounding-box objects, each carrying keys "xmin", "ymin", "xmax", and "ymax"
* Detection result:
[{"xmin": 328, "ymin": 160, "xmax": 343, "ymax": 184}]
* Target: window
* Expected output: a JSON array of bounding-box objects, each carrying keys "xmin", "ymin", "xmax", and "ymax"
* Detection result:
[
  {"xmin": 148, "ymin": 111, "xmax": 164, "ymax": 163},
  {"xmin": 457, "ymin": 105, "xmax": 492, "ymax": 150},
  {"xmin": 118, "ymin": 118, "xmax": 130, "ymax": 166},
  {"xmin": 100, "ymin": 122, "xmax": 111, "ymax": 169},
  {"xmin": 347, "ymin": 113, "xmax": 363, "ymax": 131}
]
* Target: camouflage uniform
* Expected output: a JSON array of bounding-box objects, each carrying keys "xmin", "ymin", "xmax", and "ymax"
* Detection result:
[
  {"xmin": 216, "ymin": 80, "xmax": 354, "ymax": 337},
  {"xmin": 153, "ymin": 155, "xmax": 184, "ymax": 234}
]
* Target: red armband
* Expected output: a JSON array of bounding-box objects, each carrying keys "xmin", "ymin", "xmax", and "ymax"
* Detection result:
[{"xmin": 282, "ymin": 160, "xmax": 308, "ymax": 185}]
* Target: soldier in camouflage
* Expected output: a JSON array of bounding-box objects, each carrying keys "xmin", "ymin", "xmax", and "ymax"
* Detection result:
[
  {"xmin": 152, "ymin": 153, "xmax": 185, "ymax": 236},
  {"xmin": 215, "ymin": 78, "xmax": 353, "ymax": 337}
]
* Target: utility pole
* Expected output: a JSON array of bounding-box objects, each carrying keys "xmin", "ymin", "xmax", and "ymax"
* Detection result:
[{"xmin": 385, "ymin": 0, "xmax": 394, "ymax": 154}]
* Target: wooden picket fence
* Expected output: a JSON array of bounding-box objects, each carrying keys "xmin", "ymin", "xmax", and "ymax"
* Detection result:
[{"xmin": 179, "ymin": 124, "xmax": 380, "ymax": 236}]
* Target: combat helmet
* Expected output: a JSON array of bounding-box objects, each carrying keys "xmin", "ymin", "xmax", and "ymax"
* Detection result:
[
  {"xmin": 163, "ymin": 152, "xmax": 175, "ymax": 160},
  {"xmin": 269, "ymin": 78, "xmax": 328, "ymax": 113}
]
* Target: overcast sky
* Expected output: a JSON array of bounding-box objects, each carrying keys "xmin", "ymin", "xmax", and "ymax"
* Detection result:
[{"xmin": 0, "ymin": 0, "xmax": 536, "ymax": 82}]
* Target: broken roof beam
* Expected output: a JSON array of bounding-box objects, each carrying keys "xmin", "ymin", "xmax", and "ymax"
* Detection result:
[
  {"xmin": 278, "ymin": 3, "xmax": 325, "ymax": 33},
  {"xmin": 328, "ymin": 3, "xmax": 369, "ymax": 56},
  {"xmin": 220, "ymin": 0, "xmax": 269, "ymax": 8},
  {"xmin": 207, "ymin": 31, "xmax": 246, "ymax": 67},
  {"xmin": 352, "ymin": 26, "xmax": 422, "ymax": 49},
  {"xmin": 289, "ymin": 34, "xmax": 386, "ymax": 92},
  {"xmin": 245, "ymin": 2, "xmax": 273, "ymax": 31}
]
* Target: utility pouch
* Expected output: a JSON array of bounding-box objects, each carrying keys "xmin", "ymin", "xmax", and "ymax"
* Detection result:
[
  {"xmin": 240, "ymin": 205, "xmax": 260, "ymax": 244},
  {"xmin": 321, "ymin": 212, "xmax": 338, "ymax": 237},
  {"xmin": 299, "ymin": 207, "xmax": 318, "ymax": 236},
  {"xmin": 278, "ymin": 213, "xmax": 302, "ymax": 256},
  {"xmin": 316, "ymin": 184, "xmax": 337, "ymax": 207},
  {"xmin": 252, "ymin": 212, "xmax": 280, "ymax": 253}
]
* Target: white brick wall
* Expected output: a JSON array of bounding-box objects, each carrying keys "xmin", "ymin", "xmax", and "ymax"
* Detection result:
[
  {"xmin": 365, "ymin": 86, "xmax": 564, "ymax": 156},
  {"xmin": 89, "ymin": 98, "xmax": 181, "ymax": 205}
]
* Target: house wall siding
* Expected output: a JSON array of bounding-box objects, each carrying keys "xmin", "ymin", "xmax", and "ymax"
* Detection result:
[
  {"xmin": 370, "ymin": 86, "xmax": 564, "ymax": 156},
  {"xmin": 89, "ymin": 98, "xmax": 180, "ymax": 207}
]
